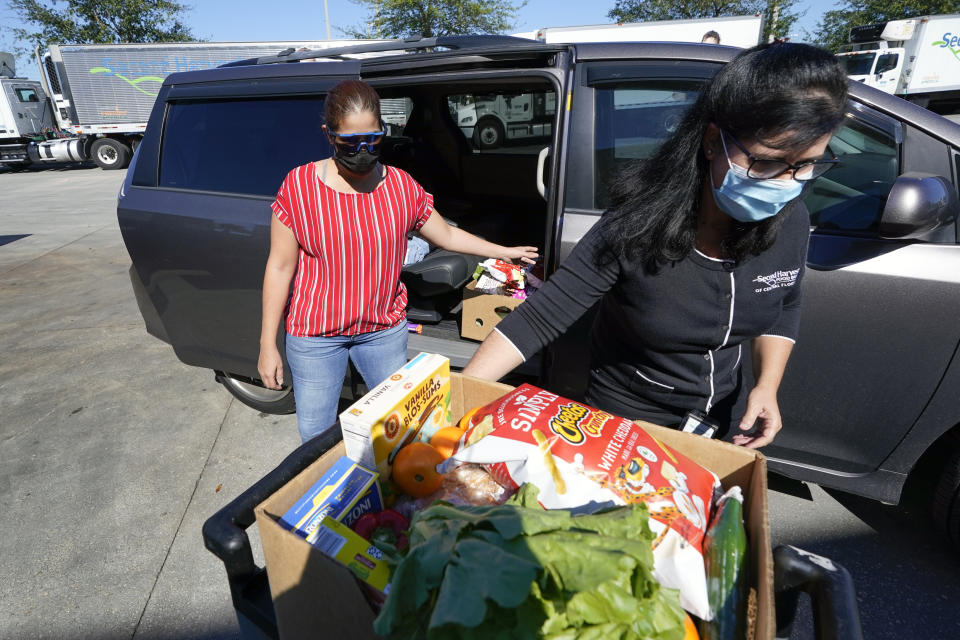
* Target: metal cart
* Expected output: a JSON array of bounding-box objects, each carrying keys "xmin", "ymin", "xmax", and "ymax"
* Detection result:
[{"xmin": 202, "ymin": 426, "xmax": 863, "ymax": 640}]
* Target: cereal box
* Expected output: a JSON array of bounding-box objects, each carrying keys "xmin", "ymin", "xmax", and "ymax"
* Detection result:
[
  {"xmin": 279, "ymin": 456, "xmax": 383, "ymax": 544},
  {"xmin": 339, "ymin": 353, "xmax": 451, "ymax": 483}
]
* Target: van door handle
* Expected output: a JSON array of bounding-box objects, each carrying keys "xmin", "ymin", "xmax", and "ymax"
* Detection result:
[{"xmin": 536, "ymin": 146, "xmax": 550, "ymax": 201}]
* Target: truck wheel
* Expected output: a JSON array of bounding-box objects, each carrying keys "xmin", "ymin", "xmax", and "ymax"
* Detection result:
[
  {"xmin": 216, "ymin": 371, "xmax": 296, "ymax": 414},
  {"xmin": 473, "ymin": 117, "xmax": 504, "ymax": 150},
  {"xmin": 91, "ymin": 138, "xmax": 132, "ymax": 170},
  {"xmin": 932, "ymin": 446, "xmax": 960, "ymax": 547}
]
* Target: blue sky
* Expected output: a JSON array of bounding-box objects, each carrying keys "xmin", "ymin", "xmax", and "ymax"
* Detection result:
[
  {"xmin": 185, "ymin": 0, "xmax": 833, "ymax": 42},
  {"xmin": 2, "ymin": 0, "xmax": 835, "ymax": 79}
]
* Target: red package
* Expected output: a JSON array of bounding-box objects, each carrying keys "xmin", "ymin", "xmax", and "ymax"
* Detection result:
[{"xmin": 441, "ymin": 384, "xmax": 721, "ymax": 618}]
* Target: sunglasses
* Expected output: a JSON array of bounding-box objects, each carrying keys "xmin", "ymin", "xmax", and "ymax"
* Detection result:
[{"xmin": 326, "ymin": 127, "xmax": 386, "ymax": 155}]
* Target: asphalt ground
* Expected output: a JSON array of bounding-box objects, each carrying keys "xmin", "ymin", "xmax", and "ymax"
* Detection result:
[{"xmin": 1, "ymin": 165, "xmax": 958, "ymax": 639}]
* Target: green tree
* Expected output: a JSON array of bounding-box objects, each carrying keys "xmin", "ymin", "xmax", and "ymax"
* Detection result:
[
  {"xmin": 607, "ymin": 0, "xmax": 800, "ymax": 42},
  {"xmin": 814, "ymin": 0, "xmax": 959, "ymax": 51},
  {"xmin": 6, "ymin": 0, "xmax": 196, "ymax": 54},
  {"xmin": 346, "ymin": 0, "xmax": 523, "ymax": 39},
  {"xmin": 763, "ymin": 1, "xmax": 801, "ymax": 42}
]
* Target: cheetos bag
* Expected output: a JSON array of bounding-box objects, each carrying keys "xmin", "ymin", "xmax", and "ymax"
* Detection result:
[{"xmin": 440, "ymin": 383, "xmax": 722, "ymax": 619}]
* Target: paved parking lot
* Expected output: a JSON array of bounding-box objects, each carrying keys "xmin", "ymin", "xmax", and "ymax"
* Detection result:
[
  {"xmin": 1, "ymin": 165, "xmax": 958, "ymax": 639},
  {"xmin": 1, "ymin": 165, "xmax": 300, "ymax": 639}
]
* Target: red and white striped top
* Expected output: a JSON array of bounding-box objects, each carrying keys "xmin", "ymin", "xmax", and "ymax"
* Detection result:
[{"xmin": 271, "ymin": 162, "xmax": 434, "ymax": 337}]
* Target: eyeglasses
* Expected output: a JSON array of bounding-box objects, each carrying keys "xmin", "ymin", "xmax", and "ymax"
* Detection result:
[
  {"xmin": 327, "ymin": 128, "xmax": 385, "ymax": 155},
  {"xmin": 721, "ymin": 129, "xmax": 838, "ymax": 182}
]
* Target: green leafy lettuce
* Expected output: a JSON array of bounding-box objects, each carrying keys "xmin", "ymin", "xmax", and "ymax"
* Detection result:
[{"xmin": 373, "ymin": 485, "xmax": 686, "ymax": 639}]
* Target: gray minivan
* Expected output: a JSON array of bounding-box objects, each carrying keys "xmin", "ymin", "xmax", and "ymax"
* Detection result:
[{"xmin": 117, "ymin": 36, "xmax": 960, "ymax": 545}]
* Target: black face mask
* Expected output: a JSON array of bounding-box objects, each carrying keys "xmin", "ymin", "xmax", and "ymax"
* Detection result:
[{"xmin": 334, "ymin": 148, "xmax": 380, "ymax": 175}]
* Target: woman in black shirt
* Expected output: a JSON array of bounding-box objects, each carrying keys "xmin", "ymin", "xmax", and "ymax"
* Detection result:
[{"xmin": 463, "ymin": 43, "xmax": 848, "ymax": 449}]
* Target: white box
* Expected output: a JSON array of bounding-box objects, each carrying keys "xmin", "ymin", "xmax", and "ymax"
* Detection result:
[{"xmin": 338, "ymin": 353, "xmax": 451, "ymax": 485}]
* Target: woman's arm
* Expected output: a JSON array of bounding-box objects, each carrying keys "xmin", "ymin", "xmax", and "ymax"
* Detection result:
[
  {"xmin": 462, "ymin": 329, "xmax": 525, "ymax": 380},
  {"xmin": 258, "ymin": 215, "xmax": 300, "ymax": 390},
  {"xmin": 418, "ymin": 210, "xmax": 538, "ymax": 264},
  {"xmin": 732, "ymin": 335, "xmax": 794, "ymax": 449}
]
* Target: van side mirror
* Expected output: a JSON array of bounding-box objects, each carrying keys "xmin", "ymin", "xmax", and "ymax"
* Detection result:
[{"xmin": 878, "ymin": 172, "xmax": 958, "ymax": 239}]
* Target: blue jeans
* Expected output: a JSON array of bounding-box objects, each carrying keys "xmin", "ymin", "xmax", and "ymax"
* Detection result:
[{"xmin": 285, "ymin": 322, "xmax": 408, "ymax": 442}]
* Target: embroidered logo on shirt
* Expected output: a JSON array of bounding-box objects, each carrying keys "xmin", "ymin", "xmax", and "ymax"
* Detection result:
[{"xmin": 753, "ymin": 268, "xmax": 799, "ymax": 293}]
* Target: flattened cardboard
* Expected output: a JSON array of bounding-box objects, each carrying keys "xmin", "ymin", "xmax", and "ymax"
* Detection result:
[
  {"xmin": 460, "ymin": 280, "xmax": 524, "ymax": 341},
  {"xmin": 255, "ymin": 374, "xmax": 773, "ymax": 640}
]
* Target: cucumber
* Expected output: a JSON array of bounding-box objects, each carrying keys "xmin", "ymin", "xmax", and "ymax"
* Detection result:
[{"xmin": 701, "ymin": 486, "xmax": 747, "ymax": 640}]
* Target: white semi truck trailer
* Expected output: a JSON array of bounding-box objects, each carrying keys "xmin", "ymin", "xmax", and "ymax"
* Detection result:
[
  {"xmin": 0, "ymin": 41, "xmax": 365, "ymax": 170},
  {"xmin": 837, "ymin": 15, "xmax": 960, "ymax": 121},
  {"xmin": 512, "ymin": 14, "xmax": 765, "ymax": 49}
]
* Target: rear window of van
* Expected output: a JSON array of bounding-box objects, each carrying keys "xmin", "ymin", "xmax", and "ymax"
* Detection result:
[{"xmin": 159, "ymin": 96, "xmax": 331, "ymax": 196}]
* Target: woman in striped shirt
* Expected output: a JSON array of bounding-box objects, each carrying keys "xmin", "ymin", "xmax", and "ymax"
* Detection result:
[{"xmin": 258, "ymin": 80, "xmax": 537, "ymax": 442}]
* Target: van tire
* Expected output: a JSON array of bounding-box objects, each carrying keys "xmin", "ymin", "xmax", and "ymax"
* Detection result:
[
  {"xmin": 217, "ymin": 371, "xmax": 296, "ymax": 414},
  {"xmin": 474, "ymin": 117, "xmax": 504, "ymax": 149},
  {"xmin": 91, "ymin": 138, "xmax": 132, "ymax": 170},
  {"xmin": 932, "ymin": 445, "xmax": 960, "ymax": 547}
]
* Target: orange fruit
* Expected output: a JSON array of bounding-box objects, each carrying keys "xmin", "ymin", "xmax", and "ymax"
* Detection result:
[
  {"xmin": 683, "ymin": 613, "xmax": 699, "ymax": 640},
  {"xmin": 392, "ymin": 442, "xmax": 444, "ymax": 497},
  {"xmin": 458, "ymin": 406, "xmax": 480, "ymax": 431},
  {"xmin": 430, "ymin": 426, "xmax": 466, "ymax": 459}
]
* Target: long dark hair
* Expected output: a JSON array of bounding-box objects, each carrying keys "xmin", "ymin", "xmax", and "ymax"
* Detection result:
[{"xmin": 606, "ymin": 42, "xmax": 848, "ymax": 272}]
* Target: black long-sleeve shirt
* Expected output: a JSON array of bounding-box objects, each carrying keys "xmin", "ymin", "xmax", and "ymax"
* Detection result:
[{"xmin": 495, "ymin": 201, "xmax": 810, "ymax": 422}]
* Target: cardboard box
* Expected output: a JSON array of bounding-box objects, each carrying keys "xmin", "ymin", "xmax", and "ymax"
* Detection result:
[
  {"xmin": 638, "ymin": 422, "xmax": 774, "ymax": 639},
  {"xmin": 460, "ymin": 280, "xmax": 524, "ymax": 341},
  {"xmin": 339, "ymin": 353, "xmax": 451, "ymax": 487},
  {"xmin": 255, "ymin": 374, "xmax": 774, "ymax": 640}
]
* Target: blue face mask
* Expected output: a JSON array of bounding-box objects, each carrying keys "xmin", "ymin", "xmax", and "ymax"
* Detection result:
[{"xmin": 711, "ymin": 136, "xmax": 803, "ymax": 223}]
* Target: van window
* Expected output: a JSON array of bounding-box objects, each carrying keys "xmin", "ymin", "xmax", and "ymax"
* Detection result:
[
  {"xmin": 159, "ymin": 96, "xmax": 330, "ymax": 196},
  {"xmin": 593, "ymin": 79, "xmax": 705, "ymax": 209},
  {"xmin": 446, "ymin": 90, "xmax": 555, "ymax": 152},
  {"xmin": 803, "ymin": 117, "xmax": 899, "ymax": 233},
  {"xmin": 381, "ymin": 97, "xmax": 412, "ymax": 135}
]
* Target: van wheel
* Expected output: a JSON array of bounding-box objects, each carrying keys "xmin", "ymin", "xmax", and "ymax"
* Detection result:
[
  {"xmin": 932, "ymin": 446, "xmax": 960, "ymax": 547},
  {"xmin": 474, "ymin": 117, "xmax": 504, "ymax": 149},
  {"xmin": 216, "ymin": 371, "xmax": 296, "ymax": 414},
  {"xmin": 91, "ymin": 138, "xmax": 131, "ymax": 170}
]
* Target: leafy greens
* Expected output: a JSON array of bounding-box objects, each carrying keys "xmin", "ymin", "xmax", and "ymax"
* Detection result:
[{"xmin": 373, "ymin": 485, "xmax": 686, "ymax": 639}]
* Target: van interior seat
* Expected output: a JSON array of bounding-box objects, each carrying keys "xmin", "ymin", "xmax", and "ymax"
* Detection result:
[
  {"xmin": 390, "ymin": 99, "xmax": 485, "ymax": 323},
  {"xmin": 397, "ymin": 103, "xmax": 463, "ymax": 195},
  {"xmin": 402, "ymin": 247, "xmax": 482, "ymax": 324},
  {"xmin": 388, "ymin": 96, "xmax": 546, "ymax": 324}
]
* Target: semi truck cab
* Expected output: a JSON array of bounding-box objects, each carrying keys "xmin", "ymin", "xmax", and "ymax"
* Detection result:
[
  {"xmin": 837, "ymin": 45, "xmax": 904, "ymax": 93},
  {"xmin": 454, "ymin": 91, "xmax": 556, "ymax": 149}
]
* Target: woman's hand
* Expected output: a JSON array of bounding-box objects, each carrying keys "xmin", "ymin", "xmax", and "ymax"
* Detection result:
[
  {"xmin": 258, "ymin": 346, "xmax": 285, "ymax": 390},
  {"xmin": 732, "ymin": 384, "xmax": 782, "ymax": 449},
  {"xmin": 419, "ymin": 214, "xmax": 539, "ymax": 265},
  {"xmin": 499, "ymin": 245, "xmax": 539, "ymax": 265}
]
